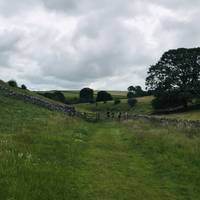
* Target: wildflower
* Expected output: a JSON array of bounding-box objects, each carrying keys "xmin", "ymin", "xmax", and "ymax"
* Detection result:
[{"xmin": 18, "ymin": 153, "xmax": 23, "ymax": 159}]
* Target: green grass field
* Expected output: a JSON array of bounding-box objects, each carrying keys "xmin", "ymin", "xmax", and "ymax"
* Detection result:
[
  {"xmin": 75, "ymin": 96, "xmax": 154, "ymax": 115},
  {"xmin": 1, "ymin": 92, "xmax": 200, "ymax": 199},
  {"xmin": 38, "ymin": 87, "xmax": 200, "ymax": 120},
  {"xmin": 62, "ymin": 90, "xmax": 127, "ymax": 101},
  {"xmin": 162, "ymin": 110, "xmax": 200, "ymax": 120},
  {"xmin": 75, "ymin": 95, "xmax": 200, "ymax": 120}
]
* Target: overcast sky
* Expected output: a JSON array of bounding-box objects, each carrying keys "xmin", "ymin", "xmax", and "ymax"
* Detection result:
[{"xmin": 0, "ymin": 0, "xmax": 199, "ymax": 90}]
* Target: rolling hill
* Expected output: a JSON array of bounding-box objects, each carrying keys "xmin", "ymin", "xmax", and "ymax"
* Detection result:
[{"xmin": 0, "ymin": 81, "xmax": 200, "ymax": 199}]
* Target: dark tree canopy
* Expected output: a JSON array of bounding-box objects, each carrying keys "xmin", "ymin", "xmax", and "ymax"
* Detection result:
[
  {"xmin": 8, "ymin": 80, "xmax": 18, "ymax": 88},
  {"xmin": 80, "ymin": 88, "xmax": 94, "ymax": 103},
  {"xmin": 146, "ymin": 48, "xmax": 200, "ymax": 94},
  {"xmin": 128, "ymin": 86, "xmax": 135, "ymax": 92},
  {"xmin": 40, "ymin": 91, "xmax": 68, "ymax": 104},
  {"xmin": 127, "ymin": 85, "xmax": 146, "ymax": 97},
  {"xmin": 152, "ymin": 90, "xmax": 193, "ymax": 110},
  {"xmin": 96, "ymin": 91, "xmax": 113, "ymax": 102},
  {"xmin": 146, "ymin": 48, "xmax": 200, "ymax": 109},
  {"xmin": 54, "ymin": 91, "xmax": 67, "ymax": 103},
  {"xmin": 21, "ymin": 84, "xmax": 27, "ymax": 90}
]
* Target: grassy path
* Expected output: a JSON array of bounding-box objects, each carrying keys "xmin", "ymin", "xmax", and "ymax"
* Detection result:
[
  {"xmin": 75, "ymin": 124, "xmax": 183, "ymax": 200},
  {"xmin": 1, "ymin": 94, "xmax": 200, "ymax": 199}
]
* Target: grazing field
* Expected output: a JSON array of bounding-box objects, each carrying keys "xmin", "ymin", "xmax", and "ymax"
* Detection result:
[
  {"xmin": 62, "ymin": 90, "xmax": 128, "ymax": 101},
  {"xmin": 0, "ymin": 93, "xmax": 200, "ymax": 199},
  {"xmin": 37, "ymin": 90, "xmax": 128, "ymax": 104},
  {"xmin": 75, "ymin": 96, "xmax": 154, "ymax": 115}
]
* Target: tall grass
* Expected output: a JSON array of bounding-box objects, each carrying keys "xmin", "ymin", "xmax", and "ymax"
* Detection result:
[{"xmin": 0, "ymin": 93, "xmax": 200, "ymax": 199}]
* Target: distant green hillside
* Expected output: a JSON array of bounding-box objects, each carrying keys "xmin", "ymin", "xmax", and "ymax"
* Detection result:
[{"xmin": 0, "ymin": 80, "xmax": 67, "ymax": 105}]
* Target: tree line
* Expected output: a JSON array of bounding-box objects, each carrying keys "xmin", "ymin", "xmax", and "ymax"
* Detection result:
[{"xmin": 7, "ymin": 80, "xmax": 28, "ymax": 90}]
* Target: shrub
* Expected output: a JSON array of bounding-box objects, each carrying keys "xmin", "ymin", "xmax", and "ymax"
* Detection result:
[
  {"xmin": 96, "ymin": 91, "xmax": 113, "ymax": 103},
  {"xmin": 39, "ymin": 91, "xmax": 69, "ymax": 104},
  {"xmin": 152, "ymin": 90, "xmax": 193, "ymax": 110},
  {"xmin": 8, "ymin": 80, "xmax": 18, "ymax": 88},
  {"xmin": 21, "ymin": 84, "xmax": 27, "ymax": 90},
  {"xmin": 128, "ymin": 98, "xmax": 137, "ymax": 107},
  {"xmin": 80, "ymin": 88, "xmax": 94, "ymax": 103},
  {"xmin": 114, "ymin": 99, "xmax": 121, "ymax": 105}
]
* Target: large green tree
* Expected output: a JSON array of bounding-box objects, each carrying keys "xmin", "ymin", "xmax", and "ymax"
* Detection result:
[
  {"xmin": 146, "ymin": 48, "xmax": 200, "ymax": 108},
  {"xmin": 96, "ymin": 91, "xmax": 113, "ymax": 103},
  {"xmin": 80, "ymin": 88, "xmax": 94, "ymax": 103}
]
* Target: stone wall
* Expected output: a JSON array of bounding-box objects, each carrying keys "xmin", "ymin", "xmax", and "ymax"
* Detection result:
[
  {"xmin": 0, "ymin": 83, "xmax": 75, "ymax": 115},
  {"xmin": 128, "ymin": 114, "xmax": 200, "ymax": 128}
]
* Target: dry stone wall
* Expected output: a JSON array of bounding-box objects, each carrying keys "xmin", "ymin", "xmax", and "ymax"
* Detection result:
[
  {"xmin": 0, "ymin": 84, "xmax": 76, "ymax": 115},
  {"xmin": 127, "ymin": 114, "xmax": 200, "ymax": 128}
]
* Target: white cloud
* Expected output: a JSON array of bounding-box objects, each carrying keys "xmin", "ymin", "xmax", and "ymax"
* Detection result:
[{"xmin": 0, "ymin": 0, "xmax": 200, "ymax": 90}]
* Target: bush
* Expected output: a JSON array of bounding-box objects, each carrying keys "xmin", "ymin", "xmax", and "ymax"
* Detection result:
[
  {"xmin": 39, "ymin": 91, "xmax": 69, "ymax": 104},
  {"xmin": 128, "ymin": 98, "xmax": 137, "ymax": 107},
  {"xmin": 21, "ymin": 84, "xmax": 27, "ymax": 90},
  {"xmin": 114, "ymin": 99, "xmax": 121, "ymax": 105},
  {"xmin": 152, "ymin": 90, "xmax": 193, "ymax": 110},
  {"xmin": 8, "ymin": 80, "xmax": 18, "ymax": 88},
  {"xmin": 96, "ymin": 91, "xmax": 113, "ymax": 103},
  {"xmin": 80, "ymin": 88, "xmax": 94, "ymax": 103}
]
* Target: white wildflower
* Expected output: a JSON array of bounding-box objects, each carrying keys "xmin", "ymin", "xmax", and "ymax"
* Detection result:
[{"xmin": 18, "ymin": 153, "xmax": 23, "ymax": 159}]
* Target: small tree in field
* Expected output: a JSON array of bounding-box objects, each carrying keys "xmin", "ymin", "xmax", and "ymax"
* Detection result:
[
  {"xmin": 96, "ymin": 91, "xmax": 113, "ymax": 103},
  {"xmin": 80, "ymin": 88, "xmax": 94, "ymax": 103},
  {"xmin": 21, "ymin": 84, "xmax": 27, "ymax": 90},
  {"xmin": 8, "ymin": 80, "xmax": 18, "ymax": 88}
]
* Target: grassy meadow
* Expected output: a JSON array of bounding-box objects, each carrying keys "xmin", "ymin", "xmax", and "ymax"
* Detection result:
[
  {"xmin": 62, "ymin": 90, "xmax": 128, "ymax": 102},
  {"xmin": 0, "ymin": 92, "xmax": 200, "ymax": 199},
  {"xmin": 39, "ymin": 88, "xmax": 200, "ymax": 120},
  {"xmin": 75, "ymin": 96, "xmax": 154, "ymax": 115},
  {"xmin": 161, "ymin": 110, "xmax": 200, "ymax": 120}
]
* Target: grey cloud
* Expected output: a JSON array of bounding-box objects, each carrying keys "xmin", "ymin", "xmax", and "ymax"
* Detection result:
[
  {"xmin": 0, "ymin": 0, "xmax": 40, "ymax": 16},
  {"xmin": 0, "ymin": 0, "xmax": 200, "ymax": 90},
  {"xmin": 0, "ymin": 29, "xmax": 22, "ymax": 68}
]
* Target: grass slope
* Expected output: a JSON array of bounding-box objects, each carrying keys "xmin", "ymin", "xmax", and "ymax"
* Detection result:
[
  {"xmin": 75, "ymin": 96, "xmax": 154, "ymax": 115},
  {"xmin": 62, "ymin": 90, "xmax": 128, "ymax": 101},
  {"xmin": 162, "ymin": 110, "xmax": 200, "ymax": 120},
  {"xmin": 0, "ymin": 93, "xmax": 200, "ymax": 199},
  {"xmin": 0, "ymin": 80, "xmax": 68, "ymax": 106}
]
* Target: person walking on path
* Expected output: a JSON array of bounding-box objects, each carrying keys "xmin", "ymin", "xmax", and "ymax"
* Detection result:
[
  {"xmin": 118, "ymin": 112, "xmax": 122, "ymax": 121},
  {"xmin": 124, "ymin": 112, "xmax": 128, "ymax": 120},
  {"xmin": 111, "ymin": 112, "xmax": 115, "ymax": 120},
  {"xmin": 106, "ymin": 111, "xmax": 110, "ymax": 119}
]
